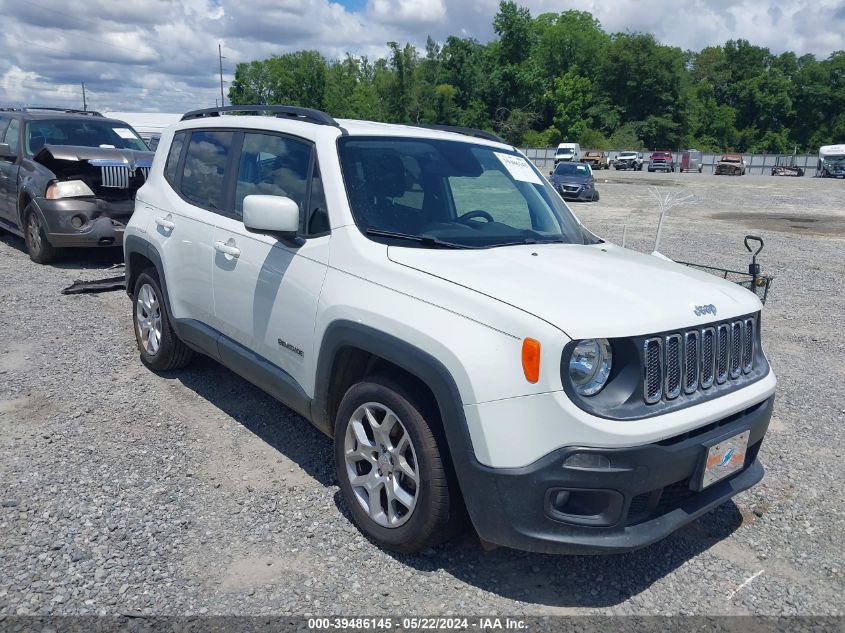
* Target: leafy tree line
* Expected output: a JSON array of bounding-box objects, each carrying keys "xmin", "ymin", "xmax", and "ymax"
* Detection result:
[{"xmin": 228, "ymin": 1, "xmax": 845, "ymax": 152}]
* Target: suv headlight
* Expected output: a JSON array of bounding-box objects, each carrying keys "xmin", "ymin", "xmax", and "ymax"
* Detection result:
[
  {"xmin": 46, "ymin": 180, "xmax": 95, "ymax": 199},
  {"xmin": 568, "ymin": 338, "xmax": 612, "ymax": 396}
]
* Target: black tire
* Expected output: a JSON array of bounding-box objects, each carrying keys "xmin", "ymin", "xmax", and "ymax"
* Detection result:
[
  {"xmin": 24, "ymin": 204, "xmax": 57, "ymax": 264},
  {"xmin": 132, "ymin": 269, "xmax": 193, "ymax": 371},
  {"xmin": 592, "ymin": 190, "xmax": 600, "ymax": 202},
  {"xmin": 334, "ymin": 376, "xmax": 460, "ymax": 553}
]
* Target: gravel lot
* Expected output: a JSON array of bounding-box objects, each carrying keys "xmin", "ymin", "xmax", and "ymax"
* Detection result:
[{"xmin": 1, "ymin": 172, "xmax": 843, "ymax": 617}]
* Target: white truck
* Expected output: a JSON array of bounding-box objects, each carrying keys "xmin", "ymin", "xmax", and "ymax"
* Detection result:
[
  {"xmin": 554, "ymin": 142, "xmax": 581, "ymax": 165},
  {"xmin": 124, "ymin": 106, "xmax": 776, "ymax": 554}
]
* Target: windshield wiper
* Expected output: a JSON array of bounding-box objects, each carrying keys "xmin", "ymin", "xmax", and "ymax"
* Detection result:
[
  {"xmin": 365, "ymin": 229, "xmax": 475, "ymax": 249},
  {"xmin": 487, "ymin": 238, "xmax": 567, "ymax": 248}
]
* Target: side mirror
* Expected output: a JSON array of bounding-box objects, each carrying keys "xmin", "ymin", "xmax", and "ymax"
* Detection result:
[
  {"xmin": 0, "ymin": 143, "xmax": 14, "ymax": 160},
  {"xmin": 243, "ymin": 195, "xmax": 299, "ymax": 239}
]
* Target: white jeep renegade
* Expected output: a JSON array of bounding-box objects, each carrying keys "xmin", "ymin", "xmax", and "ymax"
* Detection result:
[{"xmin": 124, "ymin": 106, "xmax": 776, "ymax": 554}]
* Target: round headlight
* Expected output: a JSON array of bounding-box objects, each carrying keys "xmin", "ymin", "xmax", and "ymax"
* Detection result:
[{"xmin": 569, "ymin": 339, "xmax": 612, "ymax": 396}]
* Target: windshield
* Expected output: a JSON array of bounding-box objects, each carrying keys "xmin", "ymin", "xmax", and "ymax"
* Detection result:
[
  {"xmin": 553, "ymin": 162, "xmax": 591, "ymax": 176},
  {"xmin": 822, "ymin": 155, "xmax": 845, "ymax": 164},
  {"xmin": 619, "ymin": 152, "xmax": 637, "ymax": 158},
  {"xmin": 338, "ymin": 137, "xmax": 587, "ymax": 248},
  {"xmin": 556, "ymin": 147, "xmax": 575, "ymax": 155},
  {"xmin": 25, "ymin": 119, "xmax": 149, "ymax": 155}
]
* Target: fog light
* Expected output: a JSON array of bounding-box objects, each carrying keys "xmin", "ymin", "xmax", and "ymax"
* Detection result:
[
  {"xmin": 71, "ymin": 215, "xmax": 85, "ymax": 229},
  {"xmin": 563, "ymin": 453, "xmax": 611, "ymax": 470}
]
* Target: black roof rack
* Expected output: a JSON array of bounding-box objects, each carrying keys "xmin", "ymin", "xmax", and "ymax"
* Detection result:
[
  {"xmin": 408, "ymin": 123, "xmax": 507, "ymax": 144},
  {"xmin": 181, "ymin": 104, "xmax": 340, "ymax": 127},
  {"xmin": 18, "ymin": 107, "xmax": 103, "ymax": 116}
]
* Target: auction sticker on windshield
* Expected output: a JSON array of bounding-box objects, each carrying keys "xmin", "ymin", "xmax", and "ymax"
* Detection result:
[
  {"xmin": 495, "ymin": 152, "xmax": 542, "ymax": 185},
  {"xmin": 114, "ymin": 128, "xmax": 137, "ymax": 139}
]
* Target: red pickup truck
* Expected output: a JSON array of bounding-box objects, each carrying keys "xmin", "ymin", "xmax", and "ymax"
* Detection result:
[{"xmin": 647, "ymin": 151, "xmax": 676, "ymax": 172}]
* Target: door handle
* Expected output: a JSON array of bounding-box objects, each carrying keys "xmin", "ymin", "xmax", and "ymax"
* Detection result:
[
  {"xmin": 155, "ymin": 215, "xmax": 175, "ymax": 230},
  {"xmin": 214, "ymin": 240, "xmax": 240, "ymax": 258}
]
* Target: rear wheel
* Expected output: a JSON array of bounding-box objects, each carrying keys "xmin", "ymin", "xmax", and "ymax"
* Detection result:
[
  {"xmin": 335, "ymin": 377, "xmax": 460, "ymax": 553},
  {"xmin": 24, "ymin": 204, "xmax": 57, "ymax": 264},
  {"xmin": 132, "ymin": 269, "xmax": 193, "ymax": 371}
]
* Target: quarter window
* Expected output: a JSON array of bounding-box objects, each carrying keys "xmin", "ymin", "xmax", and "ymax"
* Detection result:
[
  {"xmin": 164, "ymin": 131, "xmax": 186, "ymax": 187},
  {"xmin": 306, "ymin": 162, "xmax": 329, "ymax": 235},
  {"xmin": 234, "ymin": 132, "xmax": 312, "ymax": 220},
  {"xmin": 180, "ymin": 130, "xmax": 233, "ymax": 211},
  {"xmin": 4, "ymin": 119, "xmax": 20, "ymax": 155}
]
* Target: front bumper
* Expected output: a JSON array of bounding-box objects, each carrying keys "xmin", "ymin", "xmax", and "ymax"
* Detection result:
[
  {"xmin": 36, "ymin": 197, "xmax": 132, "ymax": 247},
  {"xmin": 458, "ymin": 395, "xmax": 773, "ymax": 554},
  {"xmin": 648, "ymin": 163, "xmax": 672, "ymax": 171},
  {"xmin": 554, "ymin": 183, "xmax": 596, "ymax": 201}
]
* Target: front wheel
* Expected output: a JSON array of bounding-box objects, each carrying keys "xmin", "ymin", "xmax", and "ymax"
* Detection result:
[
  {"xmin": 24, "ymin": 205, "xmax": 57, "ymax": 264},
  {"xmin": 335, "ymin": 377, "xmax": 460, "ymax": 553}
]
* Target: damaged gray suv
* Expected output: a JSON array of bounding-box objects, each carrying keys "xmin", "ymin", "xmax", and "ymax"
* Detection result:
[{"xmin": 0, "ymin": 107, "xmax": 154, "ymax": 263}]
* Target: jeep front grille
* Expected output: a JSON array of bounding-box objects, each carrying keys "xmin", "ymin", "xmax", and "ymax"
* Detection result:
[{"xmin": 643, "ymin": 317, "xmax": 756, "ymax": 404}]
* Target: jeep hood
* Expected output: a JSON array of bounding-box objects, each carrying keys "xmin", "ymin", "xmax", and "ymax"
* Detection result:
[{"xmin": 387, "ymin": 242, "xmax": 761, "ymax": 339}]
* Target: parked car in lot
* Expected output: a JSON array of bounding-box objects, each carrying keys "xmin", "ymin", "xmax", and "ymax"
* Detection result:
[
  {"xmin": 680, "ymin": 149, "xmax": 703, "ymax": 173},
  {"xmin": 816, "ymin": 145, "xmax": 845, "ymax": 178},
  {"xmin": 125, "ymin": 105, "xmax": 776, "ymax": 555},
  {"xmin": 714, "ymin": 153, "xmax": 747, "ymax": 176},
  {"xmin": 614, "ymin": 151, "xmax": 643, "ymax": 171},
  {"xmin": 554, "ymin": 142, "xmax": 581, "ymax": 165},
  {"xmin": 580, "ymin": 151, "xmax": 609, "ymax": 170},
  {"xmin": 548, "ymin": 161, "xmax": 599, "ymax": 201},
  {"xmin": 647, "ymin": 150, "xmax": 676, "ymax": 172},
  {"xmin": 0, "ymin": 107, "xmax": 153, "ymax": 263}
]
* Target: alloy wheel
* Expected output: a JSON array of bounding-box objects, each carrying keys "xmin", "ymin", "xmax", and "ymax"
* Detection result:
[
  {"xmin": 135, "ymin": 283, "xmax": 163, "ymax": 356},
  {"xmin": 27, "ymin": 213, "xmax": 43, "ymax": 254},
  {"xmin": 344, "ymin": 402, "xmax": 420, "ymax": 528}
]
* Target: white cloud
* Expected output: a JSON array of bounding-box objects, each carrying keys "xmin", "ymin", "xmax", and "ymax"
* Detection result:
[
  {"xmin": 369, "ymin": 0, "xmax": 448, "ymax": 26},
  {"xmin": 0, "ymin": 0, "xmax": 842, "ymax": 115}
]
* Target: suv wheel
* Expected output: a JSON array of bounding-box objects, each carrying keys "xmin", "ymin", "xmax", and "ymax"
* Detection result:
[
  {"xmin": 132, "ymin": 269, "xmax": 193, "ymax": 371},
  {"xmin": 24, "ymin": 205, "xmax": 57, "ymax": 264},
  {"xmin": 335, "ymin": 377, "xmax": 458, "ymax": 553}
]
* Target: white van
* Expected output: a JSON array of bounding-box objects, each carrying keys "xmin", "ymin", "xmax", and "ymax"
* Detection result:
[{"xmin": 554, "ymin": 142, "xmax": 581, "ymax": 165}]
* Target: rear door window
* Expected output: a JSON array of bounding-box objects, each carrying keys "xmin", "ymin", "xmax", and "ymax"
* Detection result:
[{"xmin": 179, "ymin": 130, "xmax": 233, "ymax": 212}]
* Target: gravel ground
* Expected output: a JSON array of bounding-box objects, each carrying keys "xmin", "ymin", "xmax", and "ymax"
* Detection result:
[{"xmin": 0, "ymin": 172, "xmax": 843, "ymax": 617}]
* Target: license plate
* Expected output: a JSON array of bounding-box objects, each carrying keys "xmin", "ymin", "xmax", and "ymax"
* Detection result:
[{"xmin": 701, "ymin": 430, "xmax": 750, "ymax": 488}]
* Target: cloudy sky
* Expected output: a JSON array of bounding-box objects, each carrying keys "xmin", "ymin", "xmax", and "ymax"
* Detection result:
[{"xmin": 1, "ymin": 0, "xmax": 843, "ymax": 114}]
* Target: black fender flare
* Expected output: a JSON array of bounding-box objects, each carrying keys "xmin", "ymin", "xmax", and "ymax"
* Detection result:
[
  {"xmin": 124, "ymin": 234, "xmax": 171, "ymax": 313},
  {"xmin": 311, "ymin": 320, "xmax": 482, "ymax": 501}
]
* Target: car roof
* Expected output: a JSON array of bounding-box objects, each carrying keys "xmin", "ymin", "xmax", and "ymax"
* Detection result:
[
  {"xmin": 174, "ymin": 114, "xmax": 514, "ymax": 150},
  {"xmin": 3, "ymin": 110, "xmax": 129, "ymax": 125}
]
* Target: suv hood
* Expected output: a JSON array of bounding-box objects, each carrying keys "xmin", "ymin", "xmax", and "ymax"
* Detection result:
[
  {"xmin": 388, "ymin": 242, "xmax": 760, "ymax": 339},
  {"xmin": 35, "ymin": 144, "xmax": 153, "ymax": 169}
]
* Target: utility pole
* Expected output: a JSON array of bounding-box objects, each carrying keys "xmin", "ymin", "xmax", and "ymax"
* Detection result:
[
  {"xmin": 218, "ymin": 43, "xmax": 226, "ymax": 108},
  {"xmin": 81, "ymin": 82, "xmax": 87, "ymax": 111}
]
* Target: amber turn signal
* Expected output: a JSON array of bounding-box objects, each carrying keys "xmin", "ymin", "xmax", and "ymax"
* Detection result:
[{"xmin": 522, "ymin": 338, "xmax": 541, "ymax": 383}]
